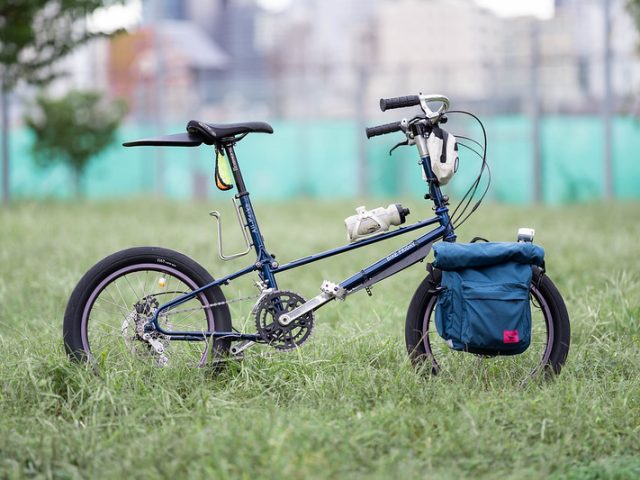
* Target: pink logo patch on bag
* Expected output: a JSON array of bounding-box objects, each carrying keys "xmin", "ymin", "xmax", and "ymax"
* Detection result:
[{"xmin": 503, "ymin": 330, "xmax": 520, "ymax": 344}]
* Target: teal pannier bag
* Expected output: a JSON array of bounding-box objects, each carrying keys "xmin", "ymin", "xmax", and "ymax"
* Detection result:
[{"xmin": 432, "ymin": 242, "xmax": 545, "ymax": 355}]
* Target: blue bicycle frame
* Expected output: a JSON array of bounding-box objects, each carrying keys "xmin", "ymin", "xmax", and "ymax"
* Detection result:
[{"xmin": 148, "ymin": 141, "xmax": 456, "ymax": 343}]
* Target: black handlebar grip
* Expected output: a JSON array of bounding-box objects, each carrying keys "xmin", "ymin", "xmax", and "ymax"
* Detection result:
[
  {"xmin": 379, "ymin": 95, "xmax": 420, "ymax": 112},
  {"xmin": 365, "ymin": 121, "xmax": 402, "ymax": 139}
]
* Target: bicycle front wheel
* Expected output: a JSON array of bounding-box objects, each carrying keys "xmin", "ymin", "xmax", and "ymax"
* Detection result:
[
  {"xmin": 63, "ymin": 247, "xmax": 232, "ymax": 367},
  {"xmin": 405, "ymin": 266, "xmax": 570, "ymax": 379}
]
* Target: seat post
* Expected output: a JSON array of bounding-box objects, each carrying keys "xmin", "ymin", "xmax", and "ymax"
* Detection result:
[{"xmin": 223, "ymin": 143, "xmax": 248, "ymax": 194}]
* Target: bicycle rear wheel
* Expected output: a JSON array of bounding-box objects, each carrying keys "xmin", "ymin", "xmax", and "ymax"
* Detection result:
[
  {"xmin": 63, "ymin": 247, "xmax": 232, "ymax": 367},
  {"xmin": 405, "ymin": 266, "xmax": 570, "ymax": 379}
]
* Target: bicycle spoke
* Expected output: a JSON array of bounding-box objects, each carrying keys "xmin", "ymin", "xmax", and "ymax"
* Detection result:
[
  {"xmin": 101, "ymin": 288, "xmax": 130, "ymax": 314},
  {"xmin": 123, "ymin": 274, "xmax": 141, "ymax": 302},
  {"xmin": 140, "ymin": 271, "xmax": 150, "ymax": 302},
  {"xmin": 111, "ymin": 281, "xmax": 133, "ymax": 313},
  {"xmin": 89, "ymin": 316, "xmax": 127, "ymax": 332},
  {"xmin": 93, "ymin": 298, "xmax": 130, "ymax": 316},
  {"xmin": 91, "ymin": 306, "xmax": 127, "ymax": 326}
]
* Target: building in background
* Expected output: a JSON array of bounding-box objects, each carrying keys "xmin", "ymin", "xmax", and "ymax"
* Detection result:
[
  {"xmin": 141, "ymin": 0, "xmax": 271, "ymax": 118},
  {"xmin": 36, "ymin": 0, "xmax": 640, "ymax": 120},
  {"xmin": 108, "ymin": 21, "xmax": 229, "ymax": 122},
  {"xmin": 371, "ymin": 0, "xmax": 503, "ymax": 111},
  {"xmin": 60, "ymin": 0, "xmax": 632, "ymax": 122},
  {"xmin": 500, "ymin": 0, "xmax": 640, "ymax": 113}
]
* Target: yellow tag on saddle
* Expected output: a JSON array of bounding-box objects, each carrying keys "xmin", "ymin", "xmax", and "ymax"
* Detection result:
[{"xmin": 214, "ymin": 148, "xmax": 234, "ymax": 191}]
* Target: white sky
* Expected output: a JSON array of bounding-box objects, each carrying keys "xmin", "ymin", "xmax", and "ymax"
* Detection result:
[
  {"xmin": 474, "ymin": 0, "xmax": 555, "ymax": 19},
  {"xmin": 87, "ymin": 0, "xmax": 142, "ymax": 33},
  {"xmin": 88, "ymin": 0, "xmax": 556, "ymax": 32}
]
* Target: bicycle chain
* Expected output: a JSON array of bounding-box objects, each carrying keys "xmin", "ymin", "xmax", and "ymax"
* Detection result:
[{"xmin": 162, "ymin": 292, "xmax": 262, "ymax": 316}]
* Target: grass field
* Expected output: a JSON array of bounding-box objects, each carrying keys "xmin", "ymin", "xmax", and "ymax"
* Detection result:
[{"xmin": 1, "ymin": 198, "xmax": 639, "ymax": 479}]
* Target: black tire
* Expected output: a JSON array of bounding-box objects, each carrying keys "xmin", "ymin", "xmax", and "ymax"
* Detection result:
[
  {"xmin": 405, "ymin": 266, "xmax": 570, "ymax": 378},
  {"xmin": 63, "ymin": 247, "xmax": 232, "ymax": 367}
]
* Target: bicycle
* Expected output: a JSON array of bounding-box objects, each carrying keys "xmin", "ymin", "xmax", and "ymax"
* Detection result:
[{"xmin": 63, "ymin": 94, "xmax": 570, "ymax": 378}]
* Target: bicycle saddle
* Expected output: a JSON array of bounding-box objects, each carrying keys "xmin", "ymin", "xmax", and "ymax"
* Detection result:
[
  {"xmin": 123, "ymin": 120, "xmax": 273, "ymax": 147},
  {"xmin": 186, "ymin": 120, "xmax": 273, "ymax": 144}
]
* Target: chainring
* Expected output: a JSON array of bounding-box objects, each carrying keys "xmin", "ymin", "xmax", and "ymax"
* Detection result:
[{"xmin": 254, "ymin": 290, "xmax": 314, "ymax": 350}]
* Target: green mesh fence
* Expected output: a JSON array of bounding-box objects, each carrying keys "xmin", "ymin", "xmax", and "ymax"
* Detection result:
[{"xmin": 3, "ymin": 116, "xmax": 640, "ymax": 203}]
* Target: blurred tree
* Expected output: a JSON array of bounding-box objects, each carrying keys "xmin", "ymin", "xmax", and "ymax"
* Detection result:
[
  {"xmin": 0, "ymin": 0, "xmax": 124, "ymax": 204},
  {"xmin": 24, "ymin": 90, "xmax": 127, "ymax": 196},
  {"xmin": 629, "ymin": 0, "xmax": 640, "ymax": 38}
]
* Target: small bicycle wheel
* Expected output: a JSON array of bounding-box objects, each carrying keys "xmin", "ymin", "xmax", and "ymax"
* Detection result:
[
  {"xmin": 63, "ymin": 247, "xmax": 232, "ymax": 367},
  {"xmin": 405, "ymin": 266, "xmax": 570, "ymax": 379}
]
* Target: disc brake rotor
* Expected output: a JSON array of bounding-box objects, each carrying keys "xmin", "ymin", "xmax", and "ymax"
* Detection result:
[
  {"xmin": 254, "ymin": 290, "xmax": 314, "ymax": 350},
  {"xmin": 121, "ymin": 295, "xmax": 171, "ymax": 365}
]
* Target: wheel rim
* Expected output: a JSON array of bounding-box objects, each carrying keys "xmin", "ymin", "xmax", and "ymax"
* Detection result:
[
  {"xmin": 421, "ymin": 283, "xmax": 554, "ymax": 379},
  {"xmin": 81, "ymin": 263, "xmax": 215, "ymax": 367}
]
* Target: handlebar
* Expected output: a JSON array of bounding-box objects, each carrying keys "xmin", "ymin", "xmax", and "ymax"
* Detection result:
[
  {"xmin": 365, "ymin": 121, "xmax": 403, "ymax": 139},
  {"xmin": 379, "ymin": 95, "xmax": 420, "ymax": 112},
  {"xmin": 379, "ymin": 93, "xmax": 449, "ymax": 117},
  {"xmin": 366, "ymin": 93, "xmax": 451, "ymax": 138}
]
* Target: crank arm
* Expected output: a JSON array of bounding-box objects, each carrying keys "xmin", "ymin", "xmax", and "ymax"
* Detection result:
[
  {"xmin": 278, "ymin": 292, "xmax": 334, "ymax": 326},
  {"xmin": 229, "ymin": 340, "xmax": 256, "ymax": 356},
  {"xmin": 279, "ymin": 280, "xmax": 346, "ymax": 326}
]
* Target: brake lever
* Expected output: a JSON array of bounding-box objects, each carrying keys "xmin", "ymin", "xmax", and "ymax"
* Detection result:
[
  {"xmin": 389, "ymin": 136, "xmax": 417, "ymax": 156},
  {"xmin": 389, "ymin": 117, "xmax": 421, "ymax": 156},
  {"xmin": 389, "ymin": 140, "xmax": 408, "ymax": 156}
]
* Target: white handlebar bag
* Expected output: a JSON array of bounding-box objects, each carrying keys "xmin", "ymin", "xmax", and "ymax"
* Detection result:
[{"xmin": 426, "ymin": 126, "xmax": 459, "ymax": 185}]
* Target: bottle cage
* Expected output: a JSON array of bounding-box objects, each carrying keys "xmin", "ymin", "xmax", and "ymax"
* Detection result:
[{"xmin": 209, "ymin": 197, "xmax": 252, "ymax": 260}]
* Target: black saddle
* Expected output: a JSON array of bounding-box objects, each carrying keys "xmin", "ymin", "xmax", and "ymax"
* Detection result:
[{"xmin": 123, "ymin": 120, "xmax": 273, "ymax": 147}]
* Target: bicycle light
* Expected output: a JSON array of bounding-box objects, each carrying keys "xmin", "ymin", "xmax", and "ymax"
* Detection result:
[
  {"xmin": 517, "ymin": 227, "xmax": 535, "ymax": 243},
  {"xmin": 344, "ymin": 204, "xmax": 410, "ymax": 243}
]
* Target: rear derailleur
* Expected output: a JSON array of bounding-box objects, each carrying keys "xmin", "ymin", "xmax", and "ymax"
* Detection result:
[{"xmin": 122, "ymin": 295, "xmax": 171, "ymax": 366}]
